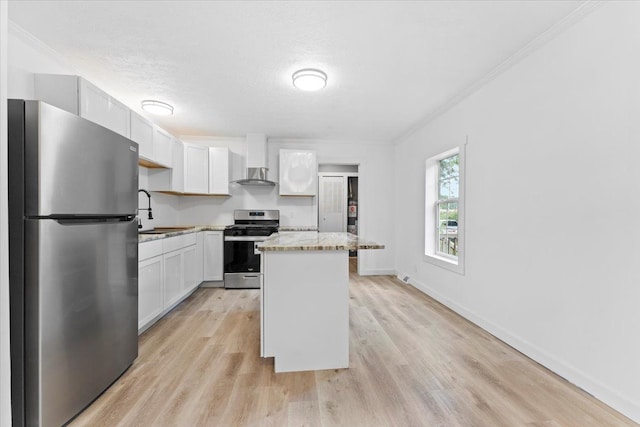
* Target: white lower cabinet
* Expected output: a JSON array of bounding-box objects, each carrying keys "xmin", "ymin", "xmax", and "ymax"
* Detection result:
[
  {"xmin": 196, "ymin": 232, "xmax": 204, "ymax": 284},
  {"xmin": 138, "ymin": 255, "xmax": 163, "ymax": 330},
  {"xmin": 203, "ymin": 231, "xmax": 224, "ymax": 281},
  {"xmin": 183, "ymin": 245, "xmax": 198, "ymax": 292},
  {"xmin": 138, "ymin": 232, "xmax": 204, "ymax": 334},
  {"xmin": 163, "ymin": 249, "xmax": 184, "ymax": 309}
]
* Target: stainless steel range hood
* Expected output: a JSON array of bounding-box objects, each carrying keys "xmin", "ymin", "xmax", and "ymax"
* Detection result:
[
  {"xmin": 233, "ymin": 134, "xmax": 277, "ymax": 186},
  {"xmin": 234, "ymin": 167, "xmax": 276, "ymax": 186}
]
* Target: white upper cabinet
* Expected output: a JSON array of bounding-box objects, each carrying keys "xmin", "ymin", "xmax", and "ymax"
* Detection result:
[
  {"xmin": 148, "ymin": 137, "xmax": 184, "ymax": 193},
  {"xmin": 153, "ymin": 126, "xmax": 173, "ymax": 168},
  {"xmin": 34, "ymin": 74, "xmax": 130, "ymax": 138},
  {"xmin": 184, "ymin": 143, "xmax": 209, "ymax": 194},
  {"xmin": 279, "ymin": 149, "xmax": 317, "ymax": 196},
  {"xmin": 208, "ymin": 147, "xmax": 230, "ymax": 195},
  {"xmin": 150, "ymin": 143, "xmax": 230, "ymax": 196},
  {"xmin": 79, "ymin": 79, "xmax": 130, "ymax": 138},
  {"xmin": 130, "ymin": 111, "xmax": 154, "ymax": 161},
  {"xmin": 170, "ymin": 138, "xmax": 185, "ymax": 192}
]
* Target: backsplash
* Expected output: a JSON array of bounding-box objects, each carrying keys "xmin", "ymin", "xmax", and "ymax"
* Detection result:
[{"xmin": 138, "ymin": 166, "xmax": 316, "ymax": 229}]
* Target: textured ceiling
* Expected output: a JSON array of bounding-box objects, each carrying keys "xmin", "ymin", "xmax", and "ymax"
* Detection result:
[{"xmin": 8, "ymin": 1, "xmax": 583, "ymax": 142}]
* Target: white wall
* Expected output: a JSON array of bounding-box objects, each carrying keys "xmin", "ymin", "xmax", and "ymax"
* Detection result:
[
  {"xmin": 137, "ymin": 167, "xmax": 180, "ymax": 230},
  {"xmin": 0, "ymin": 3, "xmax": 11, "ymax": 426},
  {"xmin": 5, "ymin": 22, "xmax": 396, "ymax": 276},
  {"xmin": 394, "ymin": 2, "xmax": 640, "ymax": 422},
  {"xmin": 179, "ymin": 137, "xmax": 396, "ymax": 275},
  {"xmin": 7, "ymin": 22, "xmax": 76, "ymax": 99},
  {"xmin": 5, "ymin": 1, "xmax": 635, "ymax": 422},
  {"xmin": 7, "ymin": 24, "xmax": 182, "ymax": 234}
]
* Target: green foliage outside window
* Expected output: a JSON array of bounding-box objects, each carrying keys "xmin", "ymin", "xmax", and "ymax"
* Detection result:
[{"xmin": 437, "ymin": 154, "xmax": 459, "ymax": 257}]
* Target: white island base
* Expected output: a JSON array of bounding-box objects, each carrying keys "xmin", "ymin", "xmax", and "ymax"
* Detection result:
[{"xmin": 261, "ymin": 250, "xmax": 349, "ymax": 373}]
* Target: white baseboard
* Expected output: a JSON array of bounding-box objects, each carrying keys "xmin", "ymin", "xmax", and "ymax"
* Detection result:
[
  {"xmin": 399, "ymin": 272, "xmax": 640, "ymax": 424},
  {"xmin": 200, "ymin": 280, "xmax": 224, "ymax": 288},
  {"xmin": 358, "ymin": 268, "xmax": 396, "ymax": 276}
]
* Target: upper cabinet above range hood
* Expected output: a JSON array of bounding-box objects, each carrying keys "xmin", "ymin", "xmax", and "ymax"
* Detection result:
[{"xmin": 233, "ymin": 134, "xmax": 277, "ymax": 186}]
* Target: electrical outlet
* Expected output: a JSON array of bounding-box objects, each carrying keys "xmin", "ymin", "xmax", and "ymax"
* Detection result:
[{"xmin": 397, "ymin": 272, "xmax": 410, "ymax": 283}]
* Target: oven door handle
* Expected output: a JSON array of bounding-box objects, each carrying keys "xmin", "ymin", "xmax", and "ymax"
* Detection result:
[{"xmin": 224, "ymin": 236, "xmax": 272, "ymax": 242}]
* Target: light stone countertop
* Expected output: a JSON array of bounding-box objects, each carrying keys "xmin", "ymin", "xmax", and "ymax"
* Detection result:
[
  {"xmin": 256, "ymin": 232, "xmax": 384, "ymax": 252},
  {"xmin": 139, "ymin": 225, "xmax": 319, "ymax": 243},
  {"xmin": 138, "ymin": 225, "xmax": 228, "ymax": 243}
]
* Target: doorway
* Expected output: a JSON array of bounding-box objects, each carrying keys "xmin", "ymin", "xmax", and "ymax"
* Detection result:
[{"xmin": 318, "ymin": 165, "xmax": 359, "ymax": 274}]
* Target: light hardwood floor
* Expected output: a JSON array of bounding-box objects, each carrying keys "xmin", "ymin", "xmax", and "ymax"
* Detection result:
[{"xmin": 70, "ymin": 262, "xmax": 636, "ymax": 427}]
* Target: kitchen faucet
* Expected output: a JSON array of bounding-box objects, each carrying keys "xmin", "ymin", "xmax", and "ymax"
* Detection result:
[{"xmin": 138, "ymin": 189, "xmax": 153, "ymax": 229}]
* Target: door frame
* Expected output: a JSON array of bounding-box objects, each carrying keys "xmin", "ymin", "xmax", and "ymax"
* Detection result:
[
  {"xmin": 318, "ymin": 171, "xmax": 359, "ymax": 235},
  {"xmin": 317, "ymin": 162, "xmax": 362, "ymax": 275},
  {"xmin": 1, "ymin": 3, "xmax": 11, "ymax": 424}
]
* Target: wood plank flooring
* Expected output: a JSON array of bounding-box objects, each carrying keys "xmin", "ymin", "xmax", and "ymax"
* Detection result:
[{"xmin": 70, "ymin": 261, "xmax": 636, "ymax": 426}]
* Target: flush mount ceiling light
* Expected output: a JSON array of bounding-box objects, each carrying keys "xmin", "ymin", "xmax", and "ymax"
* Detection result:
[
  {"xmin": 292, "ymin": 69, "xmax": 327, "ymax": 91},
  {"xmin": 141, "ymin": 100, "xmax": 174, "ymax": 116}
]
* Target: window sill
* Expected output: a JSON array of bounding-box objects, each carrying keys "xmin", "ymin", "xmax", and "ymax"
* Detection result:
[{"xmin": 423, "ymin": 253, "xmax": 465, "ymax": 275}]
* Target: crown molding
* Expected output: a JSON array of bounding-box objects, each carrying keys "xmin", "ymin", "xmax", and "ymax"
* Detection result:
[{"xmin": 392, "ymin": 1, "xmax": 604, "ymax": 147}]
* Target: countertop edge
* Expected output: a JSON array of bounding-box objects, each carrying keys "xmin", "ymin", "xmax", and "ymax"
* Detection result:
[
  {"xmin": 138, "ymin": 225, "xmax": 227, "ymax": 242},
  {"xmin": 278, "ymin": 226, "xmax": 319, "ymax": 232},
  {"xmin": 256, "ymin": 231, "xmax": 384, "ymax": 252}
]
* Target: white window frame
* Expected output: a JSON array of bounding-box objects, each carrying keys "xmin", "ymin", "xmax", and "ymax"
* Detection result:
[{"xmin": 424, "ymin": 144, "xmax": 465, "ymax": 274}]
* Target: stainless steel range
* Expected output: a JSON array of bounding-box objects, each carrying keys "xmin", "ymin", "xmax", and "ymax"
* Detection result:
[{"xmin": 224, "ymin": 210, "xmax": 279, "ymax": 289}]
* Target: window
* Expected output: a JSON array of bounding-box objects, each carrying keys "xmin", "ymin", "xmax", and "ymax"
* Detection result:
[
  {"xmin": 436, "ymin": 154, "xmax": 459, "ymax": 258},
  {"xmin": 425, "ymin": 145, "xmax": 465, "ymax": 274}
]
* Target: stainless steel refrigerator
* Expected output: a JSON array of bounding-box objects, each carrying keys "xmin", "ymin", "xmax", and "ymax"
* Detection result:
[{"xmin": 8, "ymin": 100, "xmax": 139, "ymax": 427}]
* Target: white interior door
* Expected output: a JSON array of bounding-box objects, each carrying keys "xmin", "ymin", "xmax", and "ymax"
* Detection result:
[{"xmin": 318, "ymin": 176, "xmax": 346, "ymax": 232}]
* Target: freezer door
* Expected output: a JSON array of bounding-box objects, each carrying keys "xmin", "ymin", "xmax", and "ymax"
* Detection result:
[
  {"xmin": 24, "ymin": 218, "xmax": 138, "ymax": 427},
  {"xmin": 23, "ymin": 101, "xmax": 138, "ymax": 216}
]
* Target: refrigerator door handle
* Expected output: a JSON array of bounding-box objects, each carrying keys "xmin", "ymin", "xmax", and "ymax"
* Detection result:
[{"xmin": 53, "ymin": 215, "xmax": 136, "ymax": 225}]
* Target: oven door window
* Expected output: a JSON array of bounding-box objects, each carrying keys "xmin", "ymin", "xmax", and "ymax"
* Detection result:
[{"xmin": 224, "ymin": 240, "xmax": 261, "ymax": 273}]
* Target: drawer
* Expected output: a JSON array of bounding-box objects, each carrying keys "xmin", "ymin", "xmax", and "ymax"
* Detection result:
[
  {"xmin": 139, "ymin": 239, "xmax": 163, "ymax": 261},
  {"xmin": 163, "ymin": 233, "xmax": 197, "ymax": 253}
]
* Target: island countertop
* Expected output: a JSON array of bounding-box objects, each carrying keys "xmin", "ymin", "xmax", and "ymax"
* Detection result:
[{"xmin": 256, "ymin": 231, "xmax": 384, "ymax": 252}]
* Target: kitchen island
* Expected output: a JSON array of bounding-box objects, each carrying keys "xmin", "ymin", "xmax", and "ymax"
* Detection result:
[{"xmin": 257, "ymin": 232, "xmax": 384, "ymax": 373}]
